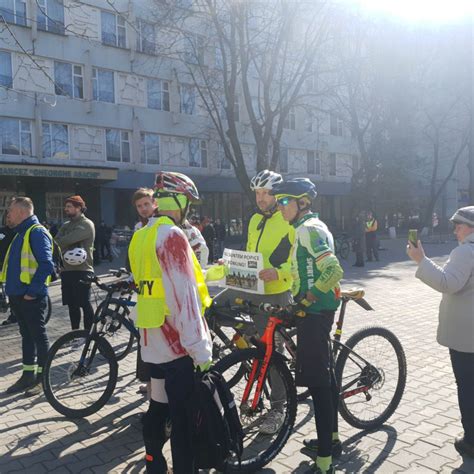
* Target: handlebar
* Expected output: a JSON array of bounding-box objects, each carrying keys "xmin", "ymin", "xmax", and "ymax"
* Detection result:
[{"xmin": 80, "ymin": 270, "xmax": 133, "ymax": 294}]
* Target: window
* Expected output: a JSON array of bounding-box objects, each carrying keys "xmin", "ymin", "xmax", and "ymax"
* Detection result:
[
  {"xmin": 54, "ymin": 61, "xmax": 83, "ymax": 99},
  {"xmin": 279, "ymin": 147, "xmax": 288, "ymax": 173},
  {"xmin": 101, "ymin": 11, "xmax": 126, "ymax": 48},
  {"xmin": 42, "ymin": 122, "xmax": 68, "ymax": 159},
  {"xmin": 283, "ymin": 107, "xmax": 296, "ymax": 130},
  {"xmin": 329, "ymin": 153, "xmax": 337, "ymax": 176},
  {"xmin": 184, "ymin": 34, "xmax": 205, "ymax": 65},
  {"xmin": 137, "ymin": 19, "xmax": 155, "ymax": 54},
  {"xmin": 0, "ymin": 51, "xmax": 12, "ymax": 88},
  {"xmin": 180, "ymin": 84, "xmax": 196, "ymax": 115},
  {"xmin": 140, "ymin": 132, "xmax": 160, "ymax": 164},
  {"xmin": 37, "ymin": 0, "xmax": 64, "ymax": 34},
  {"xmin": 217, "ymin": 143, "xmax": 231, "ymax": 169},
  {"xmin": 305, "ymin": 116, "xmax": 313, "ymax": 133},
  {"xmin": 305, "ymin": 73, "xmax": 317, "ymax": 93},
  {"xmin": 0, "ymin": 118, "xmax": 31, "ymax": 155},
  {"xmin": 330, "ymin": 113, "xmax": 343, "ymax": 136},
  {"xmin": 0, "ymin": 0, "xmax": 26, "ymax": 26},
  {"xmin": 92, "ymin": 68, "xmax": 114, "ymax": 103},
  {"xmin": 106, "ymin": 129, "xmax": 130, "ymax": 162},
  {"xmin": 189, "ymin": 139, "xmax": 207, "ymax": 168},
  {"xmin": 307, "ymin": 151, "xmax": 321, "ymax": 175},
  {"xmin": 46, "ymin": 192, "xmax": 70, "ymax": 223},
  {"xmin": 147, "ymin": 79, "xmax": 170, "ymax": 111}
]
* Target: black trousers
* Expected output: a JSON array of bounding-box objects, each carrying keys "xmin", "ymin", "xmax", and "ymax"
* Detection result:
[
  {"xmin": 366, "ymin": 233, "xmax": 379, "ymax": 261},
  {"xmin": 450, "ymin": 349, "xmax": 474, "ymax": 444}
]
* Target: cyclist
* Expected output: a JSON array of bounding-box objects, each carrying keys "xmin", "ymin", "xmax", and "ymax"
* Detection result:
[
  {"xmin": 271, "ymin": 178, "xmax": 343, "ymax": 474},
  {"xmin": 128, "ymin": 172, "xmax": 212, "ymax": 474},
  {"xmin": 214, "ymin": 169, "xmax": 295, "ymax": 435}
]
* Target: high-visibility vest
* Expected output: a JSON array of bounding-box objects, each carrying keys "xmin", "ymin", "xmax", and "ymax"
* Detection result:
[
  {"xmin": 0, "ymin": 224, "xmax": 52, "ymax": 285},
  {"xmin": 128, "ymin": 216, "xmax": 211, "ymax": 329}
]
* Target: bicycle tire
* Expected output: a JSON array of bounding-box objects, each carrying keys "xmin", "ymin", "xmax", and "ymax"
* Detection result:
[
  {"xmin": 43, "ymin": 330, "xmax": 118, "ymax": 418},
  {"xmin": 214, "ymin": 348, "xmax": 297, "ymax": 473},
  {"xmin": 335, "ymin": 326, "xmax": 406, "ymax": 430},
  {"xmin": 94, "ymin": 301, "xmax": 136, "ymax": 362},
  {"xmin": 285, "ymin": 328, "xmax": 311, "ymax": 402},
  {"xmin": 44, "ymin": 295, "xmax": 52, "ymax": 325}
]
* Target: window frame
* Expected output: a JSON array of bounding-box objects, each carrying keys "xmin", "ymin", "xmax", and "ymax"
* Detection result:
[
  {"xmin": 180, "ymin": 84, "xmax": 196, "ymax": 115},
  {"xmin": 283, "ymin": 107, "xmax": 296, "ymax": 130},
  {"xmin": 42, "ymin": 122, "xmax": 69, "ymax": 159},
  {"xmin": 54, "ymin": 61, "xmax": 84, "ymax": 99},
  {"xmin": 136, "ymin": 19, "xmax": 156, "ymax": 54},
  {"xmin": 189, "ymin": 138, "xmax": 207, "ymax": 168},
  {"xmin": 92, "ymin": 67, "xmax": 115, "ymax": 103},
  {"xmin": 37, "ymin": 0, "xmax": 65, "ymax": 34},
  {"xmin": 0, "ymin": 50, "xmax": 13, "ymax": 88},
  {"xmin": 147, "ymin": 78, "xmax": 170, "ymax": 111},
  {"xmin": 330, "ymin": 113, "xmax": 343, "ymax": 136},
  {"xmin": 307, "ymin": 150, "xmax": 321, "ymax": 175},
  {"xmin": 0, "ymin": 0, "xmax": 27, "ymax": 26},
  {"xmin": 140, "ymin": 132, "xmax": 160, "ymax": 165},
  {"xmin": 329, "ymin": 152, "xmax": 337, "ymax": 176},
  {"xmin": 0, "ymin": 117, "xmax": 31, "ymax": 156},
  {"xmin": 101, "ymin": 10, "xmax": 127, "ymax": 48},
  {"xmin": 105, "ymin": 129, "xmax": 130, "ymax": 163},
  {"xmin": 217, "ymin": 142, "xmax": 231, "ymax": 170},
  {"xmin": 279, "ymin": 146, "xmax": 288, "ymax": 173}
]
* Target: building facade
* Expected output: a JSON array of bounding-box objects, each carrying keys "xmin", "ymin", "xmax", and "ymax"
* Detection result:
[{"xmin": 0, "ymin": 0, "xmax": 356, "ymax": 233}]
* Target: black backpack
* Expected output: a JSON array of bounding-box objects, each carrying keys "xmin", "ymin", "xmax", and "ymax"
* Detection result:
[{"xmin": 193, "ymin": 369, "xmax": 244, "ymax": 470}]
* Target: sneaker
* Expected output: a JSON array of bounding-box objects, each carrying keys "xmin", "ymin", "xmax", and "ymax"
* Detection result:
[
  {"xmin": 5, "ymin": 372, "xmax": 36, "ymax": 394},
  {"xmin": 302, "ymin": 439, "xmax": 342, "ymax": 458},
  {"xmin": 259, "ymin": 410, "xmax": 284, "ymax": 435},
  {"xmin": 454, "ymin": 436, "xmax": 474, "ymax": 458}
]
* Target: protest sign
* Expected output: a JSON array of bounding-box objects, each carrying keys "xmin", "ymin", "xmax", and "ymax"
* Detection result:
[{"xmin": 221, "ymin": 249, "xmax": 264, "ymax": 294}]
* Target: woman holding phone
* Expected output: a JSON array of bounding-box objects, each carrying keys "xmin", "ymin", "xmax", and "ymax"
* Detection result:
[{"xmin": 407, "ymin": 206, "xmax": 474, "ymax": 459}]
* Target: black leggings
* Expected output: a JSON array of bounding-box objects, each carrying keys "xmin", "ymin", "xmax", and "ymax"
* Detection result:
[{"xmin": 68, "ymin": 303, "xmax": 94, "ymax": 331}]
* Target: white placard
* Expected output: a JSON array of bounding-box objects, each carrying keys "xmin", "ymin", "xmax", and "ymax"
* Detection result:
[{"xmin": 221, "ymin": 249, "xmax": 264, "ymax": 294}]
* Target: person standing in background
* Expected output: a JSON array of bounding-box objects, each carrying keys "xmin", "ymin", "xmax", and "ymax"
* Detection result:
[
  {"xmin": 365, "ymin": 211, "xmax": 379, "ymax": 262},
  {"xmin": 214, "ymin": 218, "xmax": 227, "ymax": 258},
  {"xmin": 201, "ymin": 216, "xmax": 216, "ymax": 263}
]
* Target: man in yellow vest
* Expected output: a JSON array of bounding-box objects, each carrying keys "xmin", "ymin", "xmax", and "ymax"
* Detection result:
[
  {"xmin": 128, "ymin": 172, "xmax": 212, "ymax": 474},
  {"xmin": 1, "ymin": 197, "xmax": 54, "ymax": 396},
  {"xmin": 365, "ymin": 211, "xmax": 379, "ymax": 262}
]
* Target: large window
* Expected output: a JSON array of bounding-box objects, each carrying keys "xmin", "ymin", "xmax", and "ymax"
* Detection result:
[
  {"xmin": 184, "ymin": 34, "xmax": 205, "ymax": 65},
  {"xmin": 329, "ymin": 153, "xmax": 337, "ymax": 176},
  {"xmin": 137, "ymin": 19, "xmax": 155, "ymax": 54},
  {"xmin": 217, "ymin": 143, "xmax": 231, "ymax": 170},
  {"xmin": 279, "ymin": 147, "xmax": 288, "ymax": 173},
  {"xmin": 180, "ymin": 84, "xmax": 196, "ymax": 115},
  {"xmin": 37, "ymin": 0, "xmax": 64, "ymax": 34},
  {"xmin": 330, "ymin": 113, "xmax": 343, "ymax": 136},
  {"xmin": 54, "ymin": 61, "xmax": 83, "ymax": 99},
  {"xmin": 283, "ymin": 107, "xmax": 296, "ymax": 130},
  {"xmin": 106, "ymin": 129, "xmax": 130, "ymax": 162},
  {"xmin": 189, "ymin": 138, "xmax": 207, "ymax": 168},
  {"xmin": 0, "ymin": 51, "xmax": 12, "ymax": 88},
  {"xmin": 0, "ymin": 0, "xmax": 26, "ymax": 26},
  {"xmin": 42, "ymin": 122, "xmax": 68, "ymax": 159},
  {"xmin": 307, "ymin": 150, "xmax": 321, "ymax": 175},
  {"xmin": 101, "ymin": 11, "xmax": 126, "ymax": 48},
  {"xmin": 147, "ymin": 79, "xmax": 170, "ymax": 111},
  {"xmin": 92, "ymin": 68, "xmax": 114, "ymax": 103},
  {"xmin": 140, "ymin": 133, "xmax": 160, "ymax": 164},
  {"xmin": 0, "ymin": 118, "xmax": 31, "ymax": 156}
]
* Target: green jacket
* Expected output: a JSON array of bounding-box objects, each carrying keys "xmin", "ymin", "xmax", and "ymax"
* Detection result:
[
  {"xmin": 55, "ymin": 214, "xmax": 95, "ymax": 272},
  {"xmin": 246, "ymin": 210, "xmax": 294, "ymax": 295},
  {"xmin": 292, "ymin": 213, "xmax": 343, "ymax": 312}
]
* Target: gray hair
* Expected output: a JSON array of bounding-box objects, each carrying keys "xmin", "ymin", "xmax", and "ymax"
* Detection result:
[{"xmin": 10, "ymin": 196, "xmax": 34, "ymax": 214}]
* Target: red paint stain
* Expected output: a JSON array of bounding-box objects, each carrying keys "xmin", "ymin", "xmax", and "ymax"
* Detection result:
[{"xmin": 161, "ymin": 321, "xmax": 186, "ymax": 355}]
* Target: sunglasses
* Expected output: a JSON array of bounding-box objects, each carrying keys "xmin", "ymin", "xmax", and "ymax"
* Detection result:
[{"xmin": 276, "ymin": 196, "xmax": 294, "ymax": 207}]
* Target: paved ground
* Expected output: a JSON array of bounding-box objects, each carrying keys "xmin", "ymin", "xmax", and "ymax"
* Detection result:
[{"xmin": 1, "ymin": 237, "xmax": 474, "ymax": 473}]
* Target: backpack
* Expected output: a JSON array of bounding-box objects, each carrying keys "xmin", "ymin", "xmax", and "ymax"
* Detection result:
[{"xmin": 193, "ymin": 369, "xmax": 244, "ymax": 470}]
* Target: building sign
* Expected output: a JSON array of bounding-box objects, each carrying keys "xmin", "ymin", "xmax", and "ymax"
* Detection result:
[{"xmin": 0, "ymin": 163, "xmax": 117, "ymax": 180}]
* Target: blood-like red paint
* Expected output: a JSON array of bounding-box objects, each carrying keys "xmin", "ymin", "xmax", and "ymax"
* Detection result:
[{"xmin": 161, "ymin": 321, "xmax": 185, "ymax": 355}]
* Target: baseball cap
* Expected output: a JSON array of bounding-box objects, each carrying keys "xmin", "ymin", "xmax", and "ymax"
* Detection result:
[{"xmin": 450, "ymin": 206, "xmax": 474, "ymax": 227}]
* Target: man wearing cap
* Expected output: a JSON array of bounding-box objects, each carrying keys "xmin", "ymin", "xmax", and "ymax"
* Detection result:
[
  {"xmin": 55, "ymin": 196, "xmax": 96, "ymax": 331},
  {"xmin": 407, "ymin": 206, "xmax": 474, "ymax": 459}
]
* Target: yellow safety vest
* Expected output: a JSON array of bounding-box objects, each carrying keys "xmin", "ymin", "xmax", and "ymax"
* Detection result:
[
  {"xmin": 0, "ymin": 224, "xmax": 52, "ymax": 285},
  {"xmin": 128, "ymin": 216, "xmax": 211, "ymax": 329}
]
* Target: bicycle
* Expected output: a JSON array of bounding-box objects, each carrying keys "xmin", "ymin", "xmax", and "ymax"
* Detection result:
[
  {"xmin": 42, "ymin": 270, "xmax": 139, "ymax": 418},
  {"xmin": 212, "ymin": 290, "xmax": 407, "ymax": 472},
  {"xmin": 335, "ymin": 233, "xmax": 351, "ymax": 260}
]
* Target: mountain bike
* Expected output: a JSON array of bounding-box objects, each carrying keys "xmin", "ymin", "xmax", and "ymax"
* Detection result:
[
  {"xmin": 212, "ymin": 291, "xmax": 407, "ymax": 471},
  {"xmin": 43, "ymin": 270, "xmax": 138, "ymax": 418}
]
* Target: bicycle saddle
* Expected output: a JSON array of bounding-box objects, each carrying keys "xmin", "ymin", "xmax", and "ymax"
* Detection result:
[{"xmin": 341, "ymin": 288, "xmax": 365, "ymax": 300}]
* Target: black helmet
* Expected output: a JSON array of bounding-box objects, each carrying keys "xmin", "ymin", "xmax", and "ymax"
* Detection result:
[{"xmin": 270, "ymin": 178, "xmax": 317, "ymax": 199}]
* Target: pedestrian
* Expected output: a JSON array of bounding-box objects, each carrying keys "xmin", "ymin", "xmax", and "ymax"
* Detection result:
[
  {"xmin": 1, "ymin": 197, "xmax": 54, "ymax": 396},
  {"xmin": 365, "ymin": 210, "xmax": 379, "ymax": 261},
  {"xmin": 128, "ymin": 172, "xmax": 212, "ymax": 474},
  {"xmin": 97, "ymin": 221, "xmax": 113, "ymax": 261},
  {"xmin": 271, "ymin": 178, "xmax": 343, "ymax": 474},
  {"xmin": 352, "ymin": 212, "xmax": 366, "ymax": 267},
  {"xmin": 407, "ymin": 205, "xmax": 474, "ymax": 459},
  {"xmin": 1, "ymin": 217, "xmax": 17, "ymax": 326},
  {"xmin": 201, "ymin": 216, "xmax": 216, "ymax": 263},
  {"xmin": 55, "ymin": 195, "xmax": 95, "ymax": 331},
  {"xmin": 214, "ymin": 218, "xmax": 227, "ymax": 258}
]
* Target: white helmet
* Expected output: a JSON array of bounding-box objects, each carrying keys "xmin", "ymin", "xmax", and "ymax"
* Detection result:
[
  {"xmin": 250, "ymin": 170, "xmax": 283, "ymax": 191},
  {"xmin": 63, "ymin": 248, "xmax": 87, "ymax": 266}
]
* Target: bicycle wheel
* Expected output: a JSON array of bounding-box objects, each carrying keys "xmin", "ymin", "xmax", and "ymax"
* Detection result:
[
  {"xmin": 335, "ymin": 326, "xmax": 407, "ymax": 430},
  {"xmin": 95, "ymin": 302, "xmax": 135, "ymax": 362},
  {"xmin": 339, "ymin": 240, "xmax": 350, "ymax": 260},
  {"xmin": 43, "ymin": 330, "xmax": 118, "ymax": 418},
  {"xmin": 285, "ymin": 328, "xmax": 311, "ymax": 402},
  {"xmin": 214, "ymin": 348, "xmax": 297, "ymax": 472},
  {"xmin": 44, "ymin": 295, "xmax": 52, "ymax": 325}
]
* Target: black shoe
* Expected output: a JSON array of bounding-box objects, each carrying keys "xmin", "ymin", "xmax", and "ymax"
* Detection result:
[
  {"xmin": 454, "ymin": 436, "xmax": 474, "ymax": 458},
  {"xmin": 25, "ymin": 382, "xmax": 43, "ymax": 397},
  {"xmin": 2, "ymin": 316, "xmax": 17, "ymax": 326},
  {"xmin": 304, "ymin": 463, "xmax": 335, "ymax": 474},
  {"xmin": 301, "ymin": 439, "xmax": 342, "ymax": 458},
  {"xmin": 5, "ymin": 372, "xmax": 36, "ymax": 394}
]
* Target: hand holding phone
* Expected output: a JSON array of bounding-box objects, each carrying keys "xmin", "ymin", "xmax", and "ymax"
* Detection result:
[{"xmin": 408, "ymin": 229, "xmax": 418, "ymax": 247}]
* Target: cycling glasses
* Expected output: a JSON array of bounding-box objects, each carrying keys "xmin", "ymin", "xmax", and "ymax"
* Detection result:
[{"xmin": 276, "ymin": 196, "xmax": 295, "ymax": 207}]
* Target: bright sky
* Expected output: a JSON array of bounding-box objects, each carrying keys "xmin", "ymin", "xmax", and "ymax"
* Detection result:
[{"xmin": 353, "ymin": 0, "xmax": 473, "ymax": 23}]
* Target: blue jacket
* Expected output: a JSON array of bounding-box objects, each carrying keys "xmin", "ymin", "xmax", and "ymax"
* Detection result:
[{"xmin": 5, "ymin": 215, "xmax": 54, "ymax": 298}]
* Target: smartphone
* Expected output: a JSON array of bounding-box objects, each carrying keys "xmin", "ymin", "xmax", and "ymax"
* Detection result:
[{"xmin": 408, "ymin": 229, "xmax": 418, "ymax": 247}]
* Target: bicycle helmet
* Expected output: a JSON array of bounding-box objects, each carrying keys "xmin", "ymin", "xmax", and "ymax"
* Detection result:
[
  {"xmin": 250, "ymin": 170, "xmax": 283, "ymax": 191},
  {"xmin": 63, "ymin": 248, "xmax": 87, "ymax": 266},
  {"xmin": 270, "ymin": 178, "xmax": 317, "ymax": 199},
  {"xmin": 154, "ymin": 171, "xmax": 201, "ymax": 203}
]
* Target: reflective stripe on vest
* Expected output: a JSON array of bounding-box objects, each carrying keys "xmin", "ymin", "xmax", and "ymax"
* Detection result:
[
  {"xmin": 0, "ymin": 224, "xmax": 52, "ymax": 285},
  {"xmin": 128, "ymin": 216, "xmax": 211, "ymax": 329}
]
